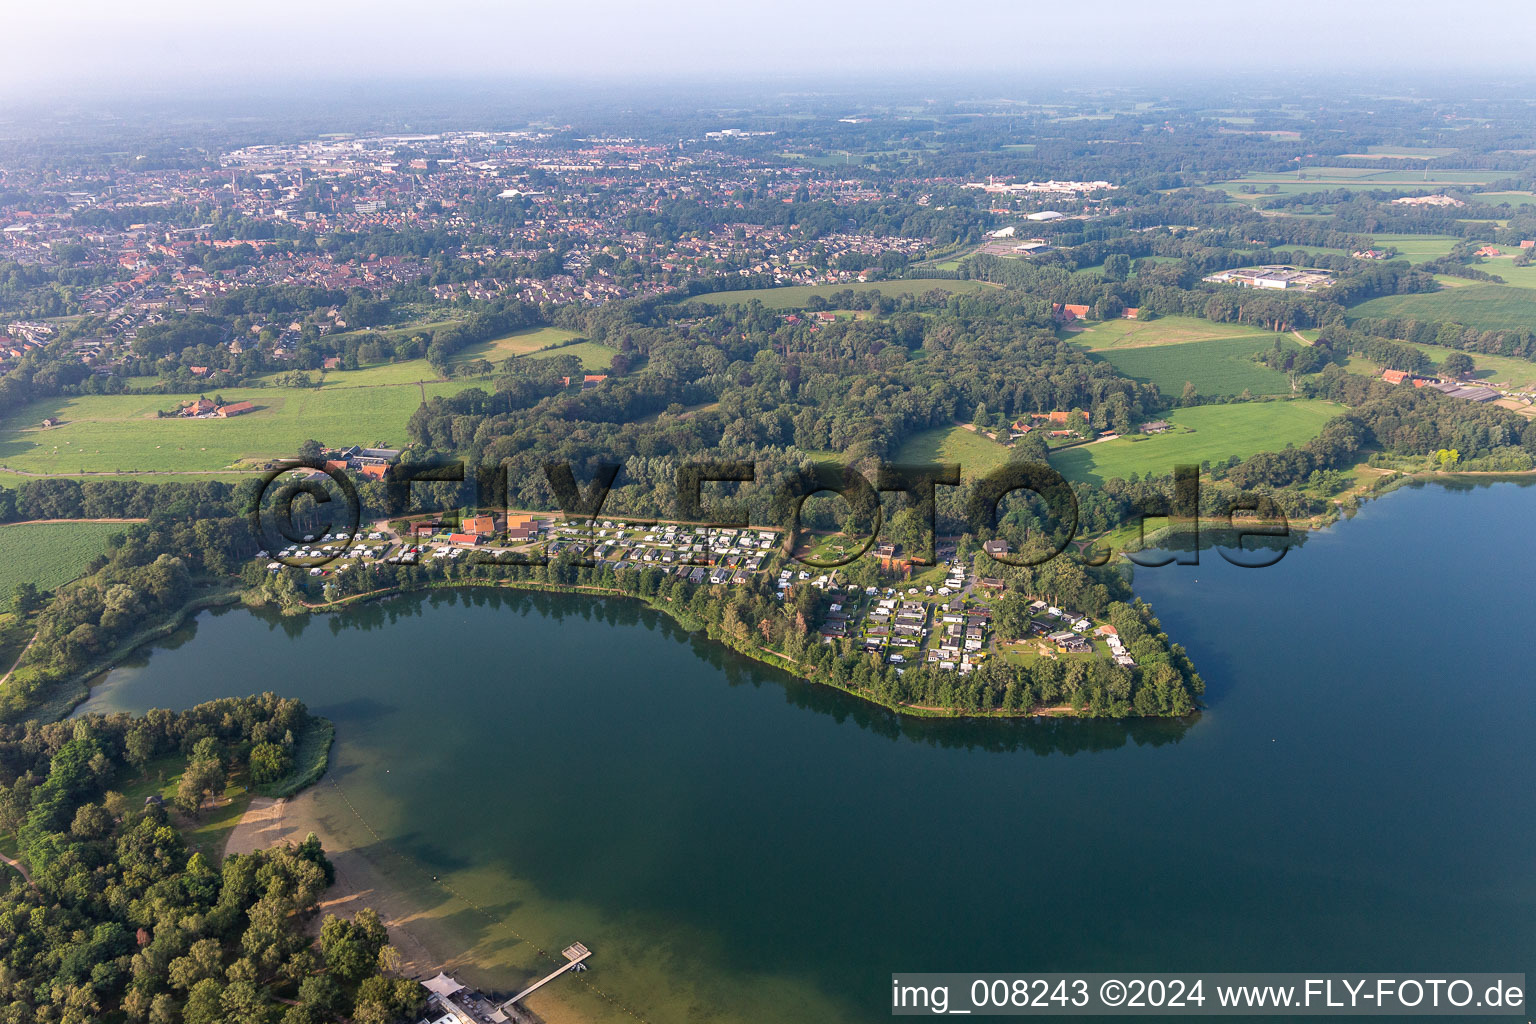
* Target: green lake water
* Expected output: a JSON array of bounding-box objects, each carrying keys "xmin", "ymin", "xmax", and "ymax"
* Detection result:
[{"xmin": 77, "ymin": 480, "xmax": 1535, "ymax": 1022}]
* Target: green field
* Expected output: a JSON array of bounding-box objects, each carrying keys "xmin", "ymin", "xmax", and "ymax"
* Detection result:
[
  {"xmin": 1069, "ymin": 316, "xmax": 1279, "ymax": 351},
  {"xmin": 1086, "ymin": 335, "xmax": 1306, "ymax": 397},
  {"xmin": 0, "ymin": 380, "xmax": 472, "ymax": 474},
  {"xmin": 1230, "ymin": 167, "xmax": 1497, "ymax": 187},
  {"xmin": 893, "ymin": 424, "xmax": 1014, "ymax": 479},
  {"xmin": 527, "ymin": 341, "xmax": 620, "ymax": 372},
  {"xmin": 693, "ymin": 279, "xmax": 996, "ymax": 310},
  {"xmin": 0, "ymin": 521, "xmax": 126, "ymax": 595},
  {"xmin": 1475, "ymin": 192, "xmax": 1536, "ymax": 208},
  {"xmin": 1347, "ymin": 284, "xmax": 1536, "ymax": 333},
  {"xmin": 450, "ymin": 326, "xmax": 585, "ymax": 364},
  {"xmin": 1050, "ymin": 401, "xmax": 1341, "ymax": 485},
  {"xmin": 1338, "ymin": 147, "xmax": 1459, "ymax": 159},
  {"xmin": 1479, "ymin": 258, "xmax": 1536, "ymax": 290},
  {"xmin": 1367, "ymin": 234, "xmax": 1461, "ymax": 264}
]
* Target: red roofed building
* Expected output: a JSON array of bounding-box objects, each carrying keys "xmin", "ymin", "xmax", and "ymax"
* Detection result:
[
  {"xmin": 1382, "ymin": 369, "xmax": 1409, "ymax": 385},
  {"xmin": 1053, "ymin": 303, "xmax": 1092, "ymax": 321},
  {"xmin": 462, "ymin": 515, "xmax": 496, "ymax": 536},
  {"xmin": 215, "ymin": 401, "xmax": 255, "ymax": 417},
  {"xmin": 357, "ymin": 463, "xmax": 389, "ymax": 480},
  {"xmin": 448, "ymin": 532, "xmax": 481, "ymax": 546}
]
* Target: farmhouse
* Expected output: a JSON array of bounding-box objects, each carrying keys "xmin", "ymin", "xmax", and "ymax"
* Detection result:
[
  {"xmin": 462, "ymin": 515, "xmax": 497, "ymax": 536},
  {"xmin": 1382, "ymin": 369, "xmax": 1410, "ymax": 385},
  {"xmin": 215, "ymin": 401, "xmax": 255, "ymax": 417}
]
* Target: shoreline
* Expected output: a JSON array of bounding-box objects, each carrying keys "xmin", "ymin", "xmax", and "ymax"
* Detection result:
[{"xmin": 224, "ymin": 784, "xmax": 590, "ymax": 1024}]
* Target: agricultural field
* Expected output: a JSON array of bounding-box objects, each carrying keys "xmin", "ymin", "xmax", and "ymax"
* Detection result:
[
  {"xmin": 449, "ymin": 326, "xmax": 585, "ymax": 364},
  {"xmin": 0, "ymin": 379, "xmax": 472, "ymax": 474},
  {"xmin": 1474, "ymin": 191, "xmax": 1536, "ymax": 208},
  {"xmin": 1069, "ymin": 315, "xmax": 1280, "ymax": 351},
  {"xmin": 1337, "ymin": 147, "xmax": 1459, "ymax": 159},
  {"xmin": 527, "ymin": 340, "xmax": 620, "ymax": 371},
  {"xmin": 1347, "ymin": 283, "xmax": 1536, "ymax": 333},
  {"xmin": 1479, "ymin": 257, "xmax": 1536, "ymax": 290},
  {"xmin": 893, "ymin": 424, "xmax": 1013, "ymax": 479},
  {"xmin": 1050, "ymin": 400, "xmax": 1341, "ymax": 485},
  {"xmin": 692, "ymin": 278, "xmax": 996, "ymax": 309},
  {"xmin": 1086, "ymin": 334, "xmax": 1306, "ymax": 397},
  {"xmin": 0, "ymin": 521, "xmax": 127, "ymax": 595},
  {"xmin": 1367, "ymin": 234, "xmax": 1461, "ymax": 264},
  {"xmin": 1229, "ymin": 167, "xmax": 1498, "ymax": 187}
]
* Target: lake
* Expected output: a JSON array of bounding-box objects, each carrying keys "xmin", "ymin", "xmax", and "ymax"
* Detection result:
[{"xmin": 77, "ymin": 479, "xmax": 1536, "ymax": 1022}]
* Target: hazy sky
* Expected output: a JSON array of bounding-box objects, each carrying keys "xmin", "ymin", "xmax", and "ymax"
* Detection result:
[{"xmin": 9, "ymin": 0, "xmax": 1536, "ymax": 100}]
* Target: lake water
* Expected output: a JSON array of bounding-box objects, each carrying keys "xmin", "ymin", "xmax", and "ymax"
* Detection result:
[{"xmin": 77, "ymin": 480, "xmax": 1536, "ymax": 1022}]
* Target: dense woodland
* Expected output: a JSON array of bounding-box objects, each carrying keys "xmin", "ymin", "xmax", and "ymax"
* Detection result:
[{"xmin": 0, "ymin": 698, "xmax": 420, "ymax": 1024}]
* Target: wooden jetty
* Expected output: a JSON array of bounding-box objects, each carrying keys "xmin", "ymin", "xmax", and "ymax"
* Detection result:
[{"xmin": 488, "ymin": 944, "xmax": 592, "ymax": 1021}]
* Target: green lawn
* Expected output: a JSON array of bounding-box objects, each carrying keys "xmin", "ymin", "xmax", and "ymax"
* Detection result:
[
  {"xmin": 449, "ymin": 326, "xmax": 585, "ymax": 364},
  {"xmin": 122, "ymin": 754, "xmax": 252, "ymax": 863},
  {"xmin": 692, "ymin": 279, "xmax": 996, "ymax": 310},
  {"xmin": 893, "ymin": 424, "xmax": 1014, "ymax": 479},
  {"xmin": 0, "ymin": 380, "xmax": 471, "ymax": 474},
  {"xmin": 1069, "ymin": 316, "xmax": 1279, "ymax": 351},
  {"xmin": 0, "ymin": 521, "xmax": 126, "ymax": 595},
  {"xmin": 1088, "ymin": 335, "xmax": 1306, "ymax": 396},
  {"xmin": 527, "ymin": 341, "xmax": 620, "ymax": 372},
  {"xmin": 1050, "ymin": 401, "xmax": 1341, "ymax": 485},
  {"xmin": 1347, "ymin": 283, "xmax": 1536, "ymax": 333}
]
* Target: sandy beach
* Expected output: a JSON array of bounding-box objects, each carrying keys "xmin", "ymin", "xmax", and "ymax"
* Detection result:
[
  {"xmin": 223, "ymin": 785, "xmax": 597, "ymax": 1024},
  {"xmin": 224, "ymin": 789, "xmax": 445, "ymax": 977}
]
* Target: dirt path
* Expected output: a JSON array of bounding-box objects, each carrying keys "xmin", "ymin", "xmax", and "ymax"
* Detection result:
[
  {"xmin": 0, "ymin": 518, "xmax": 149, "ymax": 525},
  {"xmin": 0, "ymin": 629, "xmax": 39, "ymax": 688},
  {"xmin": 0, "ymin": 852, "xmax": 34, "ymax": 886},
  {"xmin": 0, "ymin": 467, "xmax": 260, "ymax": 478}
]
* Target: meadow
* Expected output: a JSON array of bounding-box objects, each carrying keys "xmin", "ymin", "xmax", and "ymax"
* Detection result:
[
  {"xmin": 1085, "ymin": 334, "xmax": 1306, "ymax": 397},
  {"xmin": 1068, "ymin": 315, "xmax": 1280, "ymax": 351},
  {"xmin": 1475, "ymin": 191, "xmax": 1536, "ymax": 208},
  {"xmin": 449, "ymin": 326, "xmax": 585, "ymax": 364},
  {"xmin": 1368, "ymin": 234, "xmax": 1461, "ymax": 264},
  {"xmin": 893, "ymin": 424, "xmax": 1013, "ymax": 479},
  {"xmin": 691, "ymin": 279, "xmax": 996, "ymax": 309},
  {"xmin": 0, "ymin": 379, "xmax": 472, "ymax": 475},
  {"xmin": 1347, "ymin": 283, "xmax": 1536, "ymax": 333},
  {"xmin": 1050, "ymin": 401, "xmax": 1341, "ymax": 485},
  {"xmin": 0, "ymin": 521, "xmax": 128, "ymax": 595},
  {"xmin": 527, "ymin": 340, "xmax": 620, "ymax": 371}
]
